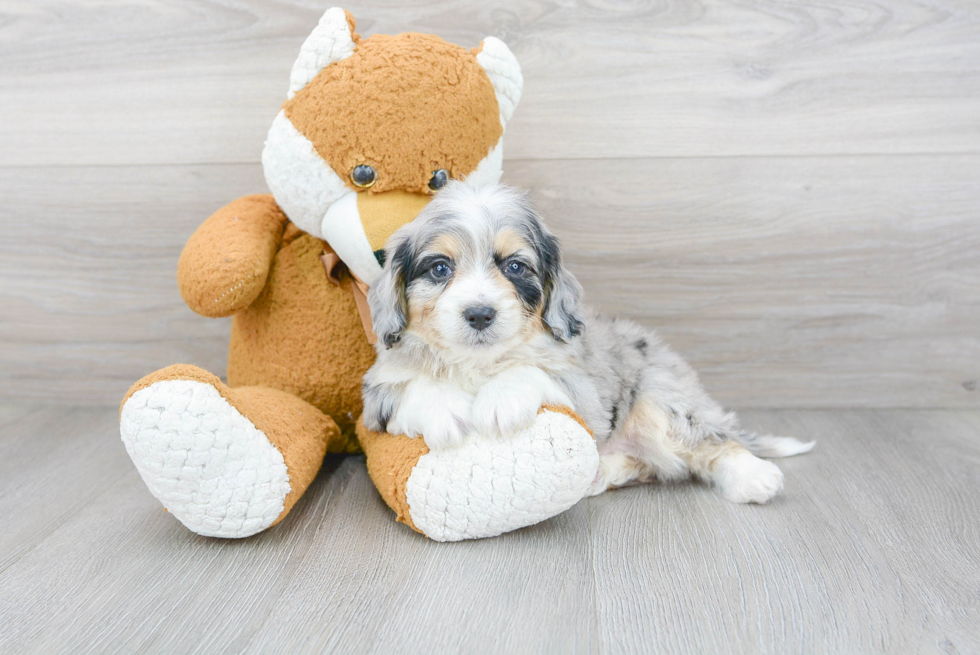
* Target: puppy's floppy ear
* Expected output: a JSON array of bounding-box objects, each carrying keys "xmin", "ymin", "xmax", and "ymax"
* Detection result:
[
  {"xmin": 369, "ymin": 237, "xmax": 411, "ymax": 348},
  {"xmin": 525, "ymin": 207, "xmax": 585, "ymax": 342}
]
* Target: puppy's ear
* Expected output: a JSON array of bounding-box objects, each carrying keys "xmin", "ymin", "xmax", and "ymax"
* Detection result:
[
  {"xmin": 538, "ymin": 230, "xmax": 585, "ymax": 343},
  {"xmin": 368, "ymin": 238, "xmax": 411, "ymax": 348}
]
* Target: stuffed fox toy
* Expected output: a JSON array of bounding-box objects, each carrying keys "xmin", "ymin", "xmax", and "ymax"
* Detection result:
[{"xmin": 119, "ymin": 8, "xmax": 599, "ymax": 542}]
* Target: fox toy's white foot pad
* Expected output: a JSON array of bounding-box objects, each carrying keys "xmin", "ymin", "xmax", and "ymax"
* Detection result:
[
  {"xmin": 405, "ymin": 409, "xmax": 599, "ymax": 542},
  {"xmin": 120, "ymin": 380, "xmax": 291, "ymax": 538}
]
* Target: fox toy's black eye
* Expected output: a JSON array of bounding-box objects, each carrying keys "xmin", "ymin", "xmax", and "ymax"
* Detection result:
[
  {"xmin": 429, "ymin": 260, "xmax": 453, "ymax": 280},
  {"xmin": 505, "ymin": 260, "xmax": 527, "ymax": 276},
  {"xmin": 428, "ymin": 169, "xmax": 449, "ymax": 191},
  {"xmin": 351, "ymin": 165, "xmax": 377, "ymax": 188}
]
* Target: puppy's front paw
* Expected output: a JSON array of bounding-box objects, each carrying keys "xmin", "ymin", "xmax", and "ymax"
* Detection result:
[
  {"xmin": 472, "ymin": 367, "xmax": 572, "ymax": 436},
  {"xmin": 387, "ymin": 381, "xmax": 474, "ymax": 452},
  {"xmin": 472, "ymin": 385, "xmax": 541, "ymax": 436},
  {"xmin": 713, "ymin": 452, "xmax": 785, "ymax": 504},
  {"xmin": 418, "ymin": 404, "xmax": 472, "ymax": 451}
]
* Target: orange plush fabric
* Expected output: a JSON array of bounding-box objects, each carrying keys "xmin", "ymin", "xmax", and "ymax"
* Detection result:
[
  {"xmin": 227, "ymin": 221, "xmax": 375, "ymax": 444},
  {"xmin": 357, "ymin": 418, "xmax": 429, "ymax": 534},
  {"xmin": 177, "ymin": 195, "xmax": 287, "ymax": 318},
  {"xmin": 285, "ymin": 32, "xmax": 502, "ymax": 195},
  {"xmin": 122, "ymin": 363, "xmax": 340, "ymax": 525}
]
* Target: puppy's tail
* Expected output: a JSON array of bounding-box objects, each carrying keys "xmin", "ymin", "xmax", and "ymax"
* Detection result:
[{"xmin": 733, "ymin": 431, "xmax": 815, "ymax": 458}]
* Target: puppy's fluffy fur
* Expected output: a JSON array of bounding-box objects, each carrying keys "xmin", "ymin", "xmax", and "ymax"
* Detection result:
[{"xmin": 363, "ymin": 182, "xmax": 813, "ymax": 503}]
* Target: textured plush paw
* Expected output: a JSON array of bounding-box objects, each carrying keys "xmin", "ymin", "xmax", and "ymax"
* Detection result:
[
  {"xmin": 120, "ymin": 380, "xmax": 291, "ymax": 538},
  {"xmin": 404, "ymin": 408, "xmax": 599, "ymax": 541},
  {"xmin": 713, "ymin": 452, "xmax": 785, "ymax": 504}
]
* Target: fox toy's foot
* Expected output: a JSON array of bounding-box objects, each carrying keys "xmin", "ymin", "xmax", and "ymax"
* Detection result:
[
  {"xmin": 120, "ymin": 365, "xmax": 338, "ymax": 538},
  {"xmin": 359, "ymin": 405, "xmax": 599, "ymax": 542}
]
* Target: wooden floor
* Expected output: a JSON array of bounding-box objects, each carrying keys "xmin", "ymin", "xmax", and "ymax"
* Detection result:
[
  {"xmin": 1, "ymin": 405, "xmax": 978, "ymax": 654},
  {"xmin": 2, "ymin": 1, "xmax": 979, "ymax": 653}
]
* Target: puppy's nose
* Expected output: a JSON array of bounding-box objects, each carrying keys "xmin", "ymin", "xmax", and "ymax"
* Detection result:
[{"xmin": 463, "ymin": 306, "xmax": 497, "ymax": 331}]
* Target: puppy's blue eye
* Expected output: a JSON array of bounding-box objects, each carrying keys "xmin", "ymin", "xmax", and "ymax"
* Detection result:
[
  {"xmin": 429, "ymin": 261, "xmax": 452, "ymax": 279},
  {"xmin": 506, "ymin": 261, "xmax": 526, "ymax": 275}
]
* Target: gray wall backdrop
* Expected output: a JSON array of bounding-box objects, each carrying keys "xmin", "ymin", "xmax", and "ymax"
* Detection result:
[{"xmin": 1, "ymin": 0, "xmax": 978, "ymax": 408}]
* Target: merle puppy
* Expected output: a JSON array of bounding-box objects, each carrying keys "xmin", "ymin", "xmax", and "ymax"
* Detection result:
[{"xmin": 362, "ymin": 182, "xmax": 813, "ymax": 502}]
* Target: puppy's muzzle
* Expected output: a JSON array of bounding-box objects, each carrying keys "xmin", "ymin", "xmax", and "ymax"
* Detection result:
[{"xmin": 463, "ymin": 305, "xmax": 497, "ymax": 331}]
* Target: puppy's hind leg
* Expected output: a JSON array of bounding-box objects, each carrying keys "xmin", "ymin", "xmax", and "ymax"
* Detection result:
[
  {"xmin": 679, "ymin": 404, "xmax": 812, "ymax": 503},
  {"xmin": 589, "ymin": 399, "xmax": 692, "ymax": 496},
  {"xmin": 685, "ymin": 439, "xmax": 786, "ymax": 504},
  {"xmin": 588, "ymin": 451, "xmax": 651, "ymax": 496},
  {"xmin": 697, "ymin": 428, "xmax": 814, "ymax": 502}
]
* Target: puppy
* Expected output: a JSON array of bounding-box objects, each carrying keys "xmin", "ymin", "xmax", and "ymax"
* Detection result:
[{"xmin": 362, "ymin": 182, "xmax": 814, "ymax": 503}]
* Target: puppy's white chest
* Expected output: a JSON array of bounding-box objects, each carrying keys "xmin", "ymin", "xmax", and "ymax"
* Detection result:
[{"xmin": 448, "ymin": 368, "xmax": 497, "ymax": 395}]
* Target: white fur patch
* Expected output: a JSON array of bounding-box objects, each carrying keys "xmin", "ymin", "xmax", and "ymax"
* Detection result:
[
  {"xmin": 472, "ymin": 365, "xmax": 573, "ymax": 436},
  {"xmin": 476, "ymin": 37, "xmax": 523, "ymax": 128},
  {"xmin": 287, "ymin": 7, "xmax": 356, "ymax": 99},
  {"xmin": 713, "ymin": 452, "xmax": 784, "ymax": 504},
  {"xmin": 405, "ymin": 409, "xmax": 599, "ymax": 542},
  {"xmin": 262, "ymin": 110, "xmax": 350, "ymax": 240},
  {"xmin": 463, "ymin": 137, "xmax": 504, "ymax": 190},
  {"xmin": 320, "ymin": 190, "xmax": 384, "ymax": 286},
  {"xmin": 738, "ymin": 433, "xmax": 816, "ymax": 458},
  {"xmin": 120, "ymin": 380, "xmax": 291, "ymax": 538},
  {"xmin": 387, "ymin": 378, "xmax": 476, "ymax": 451}
]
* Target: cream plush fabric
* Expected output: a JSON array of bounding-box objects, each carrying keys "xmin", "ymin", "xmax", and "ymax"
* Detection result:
[
  {"xmin": 405, "ymin": 410, "xmax": 599, "ymax": 541},
  {"xmin": 121, "ymin": 380, "xmax": 291, "ymax": 538}
]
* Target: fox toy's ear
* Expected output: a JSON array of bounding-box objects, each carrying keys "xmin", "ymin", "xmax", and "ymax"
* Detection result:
[
  {"xmin": 288, "ymin": 7, "xmax": 358, "ymax": 99},
  {"xmin": 475, "ymin": 37, "xmax": 524, "ymax": 128}
]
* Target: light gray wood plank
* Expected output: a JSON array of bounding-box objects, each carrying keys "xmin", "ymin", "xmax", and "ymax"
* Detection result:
[
  {"xmin": 0, "ymin": 164, "xmax": 256, "ymax": 404},
  {"xmin": 0, "ymin": 407, "xmax": 128, "ymax": 572},
  {"xmin": 2, "ymin": 156, "xmax": 977, "ymax": 408},
  {"xmin": 0, "ymin": 405, "xmax": 354, "ymax": 654},
  {"xmin": 588, "ymin": 409, "xmax": 980, "ymax": 654},
  {"xmin": 2, "ymin": 407, "xmax": 979, "ymax": 654},
  {"xmin": 515, "ymin": 155, "xmax": 980, "ymax": 409},
  {"xmin": 240, "ymin": 466, "xmax": 597, "ymax": 655},
  {"xmin": 0, "ymin": 405, "xmax": 596, "ymax": 655},
  {"xmin": 1, "ymin": 0, "xmax": 979, "ymax": 166}
]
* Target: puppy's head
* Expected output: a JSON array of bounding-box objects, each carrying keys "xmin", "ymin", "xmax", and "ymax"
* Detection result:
[{"xmin": 369, "ymin": 182, "xmax": 583, "ymax": 356}]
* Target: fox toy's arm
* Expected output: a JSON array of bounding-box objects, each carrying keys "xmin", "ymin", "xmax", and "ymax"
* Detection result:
[{"xmin": 177, "ymin": 195, "xmax": 288, "ymax": 317}]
